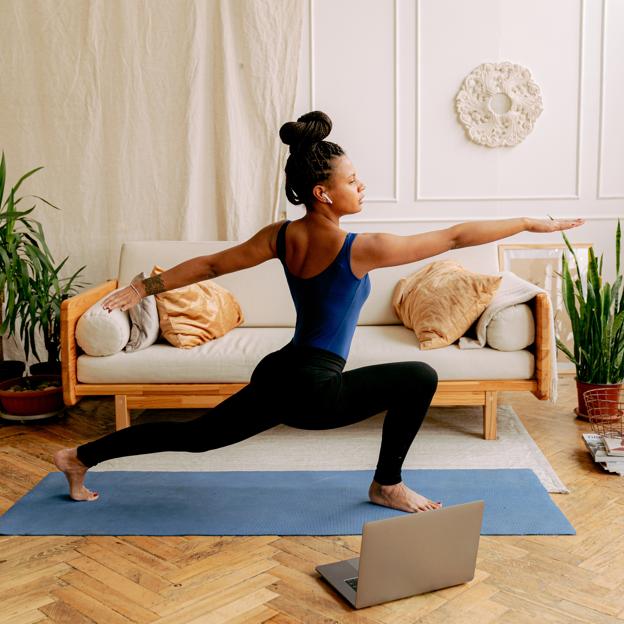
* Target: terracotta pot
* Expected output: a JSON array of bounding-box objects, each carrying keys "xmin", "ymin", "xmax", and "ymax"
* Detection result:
[
  {"xmin": 575, "ymin": 378, "xmax": 623, "ymax": 421},
  {"xmin": 0, "ymin": 375, "xmax": 64, "ymax": 417}
]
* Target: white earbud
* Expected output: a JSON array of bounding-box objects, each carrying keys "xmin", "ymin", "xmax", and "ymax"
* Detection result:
[{"xmin": 322, "ymin": 192, "xmax": 333, "ymax": 204}]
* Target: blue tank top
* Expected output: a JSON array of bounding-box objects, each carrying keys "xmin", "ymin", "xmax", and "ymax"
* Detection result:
[{"xmin": 277, "ymin": 220, "xmax": 371, "ymax": 360}]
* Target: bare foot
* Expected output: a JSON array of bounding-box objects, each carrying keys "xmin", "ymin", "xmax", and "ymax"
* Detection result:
[
  {"xmin": 369, "ymin": 480, "xmax": 442, "ymax": 513},
  {"xmin": 53, "ymin": 448, "xmax": 99, "ymax": 501}
]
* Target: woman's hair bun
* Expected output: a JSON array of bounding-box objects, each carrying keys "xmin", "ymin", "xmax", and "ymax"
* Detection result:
[{"xmin": 279, "ymin": 111, "xmax": 332, "ymax": 153}]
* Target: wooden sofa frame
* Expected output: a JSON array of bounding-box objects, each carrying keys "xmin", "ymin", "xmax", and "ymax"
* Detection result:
[{"xmin": 61, "ymin": 280, "xmax": 552, "ymax": 440}]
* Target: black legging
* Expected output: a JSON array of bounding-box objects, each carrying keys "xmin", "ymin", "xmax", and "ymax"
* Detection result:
[{"xmin": 76, "ymin": 342, "xmax": 438, "ymax": 485}]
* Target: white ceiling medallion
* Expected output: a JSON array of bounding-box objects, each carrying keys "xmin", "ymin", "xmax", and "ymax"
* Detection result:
[{"xmin": 455, "ymin": 62, "xmax": 543, "ymax": 147}]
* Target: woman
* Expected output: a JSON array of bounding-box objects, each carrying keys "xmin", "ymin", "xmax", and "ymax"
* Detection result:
[{"xmin": 54, "ymin": 111, "xmax": 584, "ymax": 513}]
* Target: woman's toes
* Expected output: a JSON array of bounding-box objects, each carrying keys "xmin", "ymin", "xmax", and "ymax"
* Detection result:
[{"xmin": 71, "ymin": 488, "xmax": 98, "ymax": 502}]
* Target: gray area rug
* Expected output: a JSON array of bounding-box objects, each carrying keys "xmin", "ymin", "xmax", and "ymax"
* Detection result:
[{"xmin": 91, "ymin": 404, "xmax": 569, "ymax": 494}]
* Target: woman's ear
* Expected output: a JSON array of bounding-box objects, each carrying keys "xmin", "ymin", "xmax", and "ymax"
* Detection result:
[
  {"xmin": 312, "ymin": 185, "xmax": 334, "ymax": 204},
  {"xmin": 311, "ymin": 185, "xmax": 326, "ymax": 204}
]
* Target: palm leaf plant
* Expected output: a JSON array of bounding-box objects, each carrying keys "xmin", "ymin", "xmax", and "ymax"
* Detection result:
[
  {"xmin": 0, "ymin": 152, "xmax": 53, "ymax": 367},
  {"xmin": 0, "ymin": 151, "xmax": 88, "ymax": 371},
  {"xmin": 14, "ymin": 248, "xmax": 88, "ymax": 366},
  {"xmin": 556, "ymin": 219, "xmax": 624, "ymax": 385}
]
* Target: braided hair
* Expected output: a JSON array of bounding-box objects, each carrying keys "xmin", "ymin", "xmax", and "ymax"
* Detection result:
[{"xmin": 279, "ymin": 111, "xmax": 344, "ymax": 208}]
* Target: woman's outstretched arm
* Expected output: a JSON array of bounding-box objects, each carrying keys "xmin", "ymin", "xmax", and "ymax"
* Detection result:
[
  {"xmin": 352, "ymin": 216, "xmax": 585, "ymax": 272},
  {"xmin": 101, "ymin": 220, "xmax": 284, "ymax": 312}
]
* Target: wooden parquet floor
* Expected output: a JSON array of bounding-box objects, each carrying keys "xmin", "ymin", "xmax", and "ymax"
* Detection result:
[{"xmin": 1, "ymin": 375, "xmax": 623, "ymax": 624}]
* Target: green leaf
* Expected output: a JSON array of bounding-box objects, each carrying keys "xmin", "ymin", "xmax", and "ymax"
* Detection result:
[
  {"xmin": 561, "ymin": 254, "xmax": 580, "ymax": 333},
  {"xmin": 561, "ymin": 230, "xmax": 583, "ymax": 284},
  {"xmin": 0, "ymin": 151, "xmax": 5, "ymax": 208},
  {"xmin": 2, "ymin": 166, "xmax": 44, "ymax": 207},
  {"xmin": 36, "ymin": 221, "xmax": 55, "ymax": 261},
  {"xmin": 0, "ymin": 205, "xmax": 37, "ymax": 222},
  {"xmin": 588, "ymin": 247, "xmax": 601, "ymax": 292},
  {"xmin": 556, "ymin": 337, "xmax": 577, "ymax": 365},
  {"xmin": 28, "ymin": 194, "xmax": 60, "ymax": 210},
  {"xmin": 617, "ymin": 219, "xmax": 621, "ymax": 277}
]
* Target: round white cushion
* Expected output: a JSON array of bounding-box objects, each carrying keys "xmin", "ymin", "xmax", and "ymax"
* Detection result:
[
  {"xmin": 486, "ymin": 303, "xmax": 535, "ymax": 351},
  {"xmin": 76, "ymin": 289, "xmax": 131, "ymax": 356}
]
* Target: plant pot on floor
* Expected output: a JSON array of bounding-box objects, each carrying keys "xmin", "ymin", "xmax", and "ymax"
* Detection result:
[
  {"xmin": 0, "ymin": 361, "xmax": 25, "ymax": 383},
  {"xmin": 0, "ymin": 374, "xmax": 64, "ymax": 421},
  {"xmin": 29, "ymin": 361, "xmax": 62, "ymax": 376},
  {"xmin": 574, "ymin": 378, "xmax": 623, "ymax": 421}
]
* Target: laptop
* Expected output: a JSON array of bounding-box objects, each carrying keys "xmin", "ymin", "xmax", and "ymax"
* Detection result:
[{"xmin": 316, "ymin": 500, "xmax": 484, "ymax": 609}]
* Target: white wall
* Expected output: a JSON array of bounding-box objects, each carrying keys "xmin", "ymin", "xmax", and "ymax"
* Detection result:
[{"xmin": 286, "ymin": 0, "xmax": 623, "ymax": 283}]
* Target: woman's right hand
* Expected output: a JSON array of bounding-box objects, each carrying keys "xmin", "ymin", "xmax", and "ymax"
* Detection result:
[
  {"xmin": 102, "ymin": 283, "xmax": 143, "ymax": 313},
  {"xmin": 526, "ymin": 217, "xmax": 585, "ymax": 233}
]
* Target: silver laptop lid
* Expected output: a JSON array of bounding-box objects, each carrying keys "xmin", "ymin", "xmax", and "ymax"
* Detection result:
[{"xmin": 355, "ymin": 500, "xmax": 484, "ymax": 609}]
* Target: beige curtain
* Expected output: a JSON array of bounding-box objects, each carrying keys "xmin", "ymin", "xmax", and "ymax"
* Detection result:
[{"xmin": 0, "ymin": 0, "xmax": 303, "ymax": 363}]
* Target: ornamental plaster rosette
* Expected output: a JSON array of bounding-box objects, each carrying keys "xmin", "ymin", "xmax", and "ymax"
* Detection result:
[{"xmin": 455, "ymin": 62, "xmax": 543, "ymax": 147}]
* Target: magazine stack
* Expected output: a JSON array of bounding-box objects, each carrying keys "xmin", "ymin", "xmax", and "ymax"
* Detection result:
[{"xmin": 582, "ymin": 433, "xmax": 624, "ymax": 475}]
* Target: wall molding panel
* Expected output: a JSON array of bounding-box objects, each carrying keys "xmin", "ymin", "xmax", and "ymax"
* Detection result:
[
  {"xmin": 414, "ymin": 0, "xmax": 585, "ymax": 202},
  {"xmin": 597, "ymin": 0, "xmax": 624, "ymax": 199},
  {"xmin": 308, "ymin": 0, "xmax": 399, "ymax": 203}
]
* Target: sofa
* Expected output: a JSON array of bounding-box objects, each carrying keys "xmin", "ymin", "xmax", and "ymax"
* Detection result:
[{"xmin": 60, "ymin": 239, "xmax": 553, "ymax": 440}]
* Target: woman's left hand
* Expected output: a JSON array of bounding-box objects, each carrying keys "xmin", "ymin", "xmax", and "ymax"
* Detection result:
[
  {"xmin": 526, "ymin": 217, "xmax": 585, "ymax": 233},
  {"xmin": 102, "ymin": 283, "xmax": 143, "ymax": 313}
]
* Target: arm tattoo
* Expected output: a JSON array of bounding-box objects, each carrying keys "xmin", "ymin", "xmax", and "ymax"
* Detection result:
[{"xmin": 142, "ymin": 275, "xmax": 166, "ymax": 296}]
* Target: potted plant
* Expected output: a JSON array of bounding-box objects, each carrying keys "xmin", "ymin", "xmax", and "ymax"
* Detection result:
[
  {"xmin": 556, "ymin": 219, "xmax": 624, "ymax": 419},
  {"xmin": 0, "ymin": 153, "xmax": 88, "ymax": 419},
  {"xmin": 0, "ymin": 152, "xmax": 52, "ymax": 382},
  {"xmin": 12, "ymin": 247, "xmax": 88, "ymax": 376}
]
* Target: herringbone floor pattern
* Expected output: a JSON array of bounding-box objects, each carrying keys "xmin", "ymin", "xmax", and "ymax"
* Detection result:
[{"xmin": 1, "ymin": 375, "xmax": 623, "ymax": 623}]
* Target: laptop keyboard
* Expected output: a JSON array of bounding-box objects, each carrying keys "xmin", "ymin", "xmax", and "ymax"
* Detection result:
[{"xmin": 345, "ymin": 577, "xmax": 358, "ymax": 591}]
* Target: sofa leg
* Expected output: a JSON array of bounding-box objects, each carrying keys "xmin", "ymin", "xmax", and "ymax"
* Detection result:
[
  {"xmin": 483, "ymin": 391, "xmax": 498, "ymax": 440},
  {"xmin": 115, "ymin": 395, "xmax": 131, "ymax": 430}
]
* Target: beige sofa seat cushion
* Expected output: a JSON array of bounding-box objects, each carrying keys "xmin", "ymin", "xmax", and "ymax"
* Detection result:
[
  {"xmin": 348, "ymin": 327, "xmax": 533, "ymax": 380},
  {"xmin": 78, "ymin": 328, "xmax": 294, "ymax": 384},
  {"xmin": 77, "ymin": 326, "xmax": 534, "ymax": 384},
  {"xmin": 393, "ymin": 261, "xmax": 502, "ymax": 350}
]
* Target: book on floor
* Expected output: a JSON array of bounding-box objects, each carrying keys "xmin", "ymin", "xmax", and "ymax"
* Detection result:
[
  {"xmin": 602, "ymin": 435, "xmax": 624, "ymax": 457},
  {"xmin": 583, "ymin": 433, "xmax": 624, "ymax": 459},
  {"xmin": 582, "ymin": 433, "xmax": 617, "ymax": 461},
  {"xmin": 582, "ymin": 434, "xmax": 624, "ymax": 475},
  {"xmin": 599, "ymin": 462, "xmax": 624, "ymax": 475}
]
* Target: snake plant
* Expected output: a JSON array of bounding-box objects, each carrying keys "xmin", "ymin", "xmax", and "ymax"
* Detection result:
[{"xmin": 556, "ymin": 219, "xmax": 623, "ymax": 384}]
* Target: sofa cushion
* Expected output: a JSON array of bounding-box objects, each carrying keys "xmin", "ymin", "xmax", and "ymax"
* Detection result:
[
  {"xmin": 125, "ymin": 272, "xmax": 160, "ymax": 353},
  {"xmin": 75, "ymin": 288, "xmax": 131, "ymax": 356},
  {"xmin": 392, "ymin": 261, "xmax": 502, "ymax": 350},
  {"xmin": 151, "ymin": 265, "xmax": 244, "ymax": 348},
  {"xmin": 77, "ymin": 326, "xmax": 535, "ymax": 384},
  {"xmin": 487, "ymin": 303, "xmax": 535, "ymax": 351}
]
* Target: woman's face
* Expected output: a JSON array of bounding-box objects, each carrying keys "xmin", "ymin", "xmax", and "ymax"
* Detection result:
[{"xmin": 318, "ymin": 155, "xmax": 366, "ymax": 215}]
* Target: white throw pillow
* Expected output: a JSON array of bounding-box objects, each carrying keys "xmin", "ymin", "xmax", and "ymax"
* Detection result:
[
  {"xmin": 76, "ymin": 288, "xmax": 131, "ymax": 356},
  {"xmin": 486, "ymin": 303, "xmax": 535, "ymax": 351},
  {"xmin": 125, "ymin": 272, "xmax": 160, "ymax": 352}
]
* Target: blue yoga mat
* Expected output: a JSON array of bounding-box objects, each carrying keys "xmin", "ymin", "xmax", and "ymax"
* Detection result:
[{"xmin": 0, "ymin": 469, "xmax": 574, "ymax": 536}]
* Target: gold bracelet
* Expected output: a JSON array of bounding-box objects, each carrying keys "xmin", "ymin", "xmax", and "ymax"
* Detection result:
[{"xmin": 129, "ymin": 283, "xmax": 142, "ymax": 299}]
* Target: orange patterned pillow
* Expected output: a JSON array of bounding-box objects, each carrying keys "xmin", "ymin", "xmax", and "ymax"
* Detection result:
[
  {"xmin": 151, "ymin": 265, "xmax": 244, "ymax": 348},
  {"xmin": 392, "ymin": 260, "xmax": 502, "ymax": 350}
]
